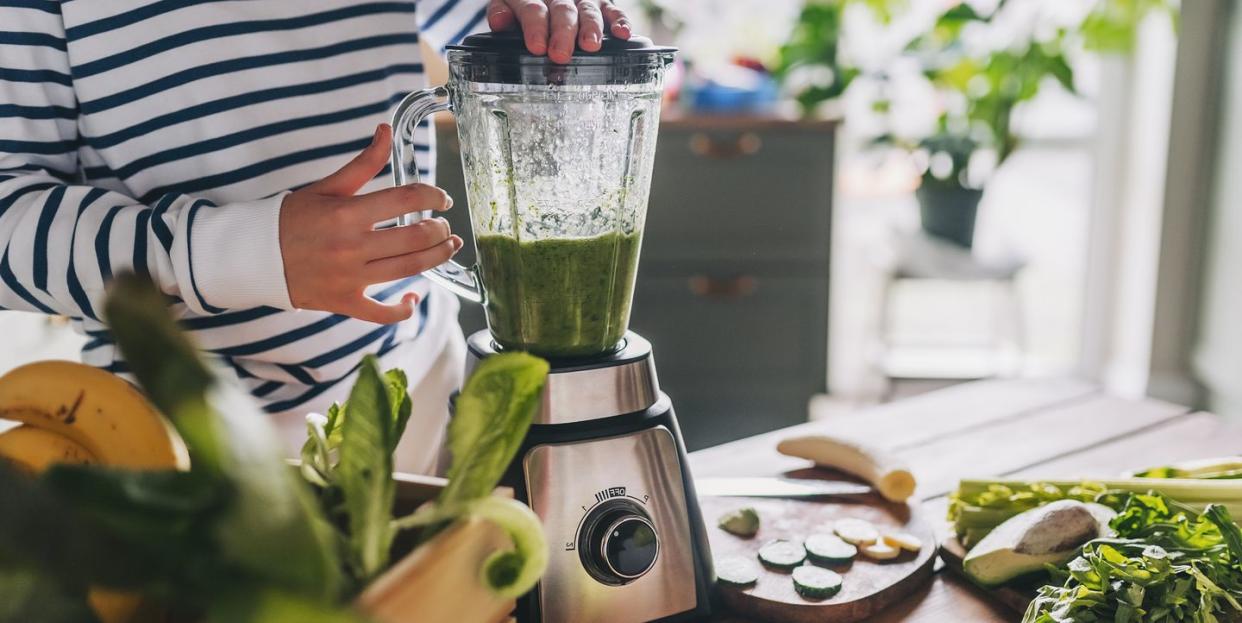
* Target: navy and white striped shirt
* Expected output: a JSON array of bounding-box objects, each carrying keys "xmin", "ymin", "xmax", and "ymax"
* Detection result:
[{"xmin": 0, "ymin": 0, "xmax": 486, "ymax": 414}]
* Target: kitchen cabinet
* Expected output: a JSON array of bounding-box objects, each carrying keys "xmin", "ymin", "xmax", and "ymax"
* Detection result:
[{"xmin": 434, "ymin": 113, "xmax": 835, "ymax": 450}]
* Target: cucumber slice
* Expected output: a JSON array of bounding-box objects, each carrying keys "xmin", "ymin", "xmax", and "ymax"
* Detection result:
[
  {"xmin": 718, "ymin": 507, "xmax": 760, "ymax": 537},
  {"xmin": 805, "ymin": 533, "xmax": 857, "ymax": 564},
  {"xmin": 834, "ymin": 518, "xmax": 880, "ymax": 546},
  {"xmin": 792, "ymin": 565, "xmax": 843, "ymax": 600},
  {"xmin": 757, "ymin": 539, "xmax": 806, "ymax": 570},
  {"xmin": 715, "ymin": 554, "xmax": 760, "ymax": 587}
]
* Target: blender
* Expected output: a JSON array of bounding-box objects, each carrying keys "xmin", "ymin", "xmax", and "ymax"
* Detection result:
[{"xmin": 390, "ymin": 31, "xmax": 713, "ymax": 623}]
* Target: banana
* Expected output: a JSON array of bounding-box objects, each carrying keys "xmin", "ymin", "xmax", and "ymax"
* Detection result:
[
  {"xmin": 777, "ymin": 434, "xmax": 917, "ymax": 503},
  {"xmin": 0, "ymin": 360, "xmax": 188, "ymax": 470},
  {"xmin": 0, "ymin": 422, "xmax": 141, "ymax": 623},
  {"xmin": 0, "ymin": 361, "xmax": 183, "ymax": 623},
  {"xmin": 0, "ymin": 424, "xmax": 96, "ymax": 472}
]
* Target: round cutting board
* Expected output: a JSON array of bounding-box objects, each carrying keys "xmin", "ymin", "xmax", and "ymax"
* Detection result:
[{"xmin": 701, "ymin": 479, "xmax": 936, "ymax": 623}]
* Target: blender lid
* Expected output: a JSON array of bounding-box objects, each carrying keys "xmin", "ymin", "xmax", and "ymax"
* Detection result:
[{"xmin": 449, "ymin": 30, "xmax": 676, "ymax": 56}]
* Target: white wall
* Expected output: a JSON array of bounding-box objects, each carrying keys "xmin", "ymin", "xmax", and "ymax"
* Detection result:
[{"xmin": 1193, "ymin": 2, "xmax": 1242, "ymax": 418}]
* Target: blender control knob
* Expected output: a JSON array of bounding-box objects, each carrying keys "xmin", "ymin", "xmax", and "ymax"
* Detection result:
[{"xmin": 578, "ymin": 501, "xmax": 660, "ymax": 585}]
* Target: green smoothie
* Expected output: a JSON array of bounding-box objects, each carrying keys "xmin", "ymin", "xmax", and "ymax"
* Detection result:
[{"xmin": 475, "ymin": 231, "xmax": 642, "ymax": 359}]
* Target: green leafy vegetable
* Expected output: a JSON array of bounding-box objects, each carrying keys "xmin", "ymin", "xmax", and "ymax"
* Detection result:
[
  {"xmin": 207, "ymin": 588, "xmax": 367, "ymax": 623},
  {"xmin": 440, "ymin": 353, "xmax": 549, "ymax": 506},
  {"xmin": 390, "ymin": 353, "xmax": 550, "ymax": 598},
  {"xmin": 337, "ymin": 357, "xmax": 398, "ymax": 582},
  {"xmin": 0, "ymin": 562, "xmax": 98, "ymax": 623},
  {"xmin": 104, "ymin": 272, "xmax": 344, "ymax": 600},
  {"xmin": 950, "ymin": 478, "xmax": 1242, "ymax": 548},
  {"xmin": 1022, "ymin": 495, "xmax": 1242, "ymax": 623}
]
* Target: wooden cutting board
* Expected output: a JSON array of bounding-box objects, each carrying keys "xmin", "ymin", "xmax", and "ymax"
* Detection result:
[
  {"xmin": 700, "ymin": 470, "xmax": 936, "ymax": 623},
  {"xmin": 937, "ymin": 536, "xmax": 1036, "ymax": 614}
]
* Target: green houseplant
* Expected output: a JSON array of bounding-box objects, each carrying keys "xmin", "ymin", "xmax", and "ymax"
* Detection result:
[
  {"xmin": 776, "ymin": 0, "xmax": 899, "ymax": 117},
  {"xmin": 896, "ymin": 2, "xmax": 1077, "ymax": 247},
  {"xmin": 880, "ymin": 0, "xmax": 1177, "ymax": 248}
]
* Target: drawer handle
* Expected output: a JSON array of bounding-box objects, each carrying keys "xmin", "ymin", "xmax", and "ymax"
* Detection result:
[
  {"xmin": 689, "ymin": 275, "xmax": 758, "ymax": 301},
  {"xmin": 689, "ymin": 132, "xmax": 762, "ymax": 159}
]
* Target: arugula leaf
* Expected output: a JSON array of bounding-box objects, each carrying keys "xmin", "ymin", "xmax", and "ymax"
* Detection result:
[
  {"xmin": 440, "ymin": 353, "xmax": 548, "ymax": 506},
  {"xmin": 104, "ymin": 272, "xmax": 342, "ymax": 599},
  {"xmin": 337, "ymin": 356, "xmax": 396, "ymax": 582},
  {"xmin": 1022, "ymin": 494, "xmax": 1242, "ymax": 623}
]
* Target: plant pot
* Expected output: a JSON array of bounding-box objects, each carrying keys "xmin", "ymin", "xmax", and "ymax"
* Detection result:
[{"xmin": 916, "ymin": 181, "xmax": 983, "ymax": 249}]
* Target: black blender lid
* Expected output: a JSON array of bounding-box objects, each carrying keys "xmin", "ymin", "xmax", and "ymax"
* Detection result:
[{"xmin": 448, "ymin": 30, "xmax": 676, "ymax": 56}]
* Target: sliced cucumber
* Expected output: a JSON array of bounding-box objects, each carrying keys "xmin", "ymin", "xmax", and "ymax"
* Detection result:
[
  {"xmin": 834, "ymin": 518, "xmax": 879, "ymax": 546},
  {"xmin": 718, "ymin": 507, "xmax": 760, "ymax": 537},
  {"xmin": 715, "ymin": 554, "xmax": 760, "ymax": 587},
  {"xmin": 757, "ymin": 539, "xmax": 806, "ymax": 570},
  {"xmin": 805, "ymin": 533, "xmax": 857, "ymax": 564},
  {"xmin": 792, "ymin": 565, "xmax": 843, "ymax": 600}
]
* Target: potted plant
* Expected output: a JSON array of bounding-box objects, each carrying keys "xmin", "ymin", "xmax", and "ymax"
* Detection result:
[
  {"xmin": 887, "ymin": 2, "xmax": 1076, "ymax": 248},
  {"xmin": 876, "ymin": 0, "xmax": 1177, "ymax": 248},
  {"xmin": 776, "ymin": 0, "xmax": 898, "ymax": 118}
]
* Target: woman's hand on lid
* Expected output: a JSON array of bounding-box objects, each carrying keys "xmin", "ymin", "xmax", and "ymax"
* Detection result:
[
  {"xmin": 279, "ymin": 124, "xmax": 462, "ymax": 324},
  {"xmin": 487, "ymin": 0, "xmax": 632, "ymax": 64}
]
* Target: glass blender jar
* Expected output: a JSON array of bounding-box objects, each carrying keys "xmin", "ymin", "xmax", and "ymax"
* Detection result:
[{"xmin": 390, "ymin": 32, "xmax": 675, "ymax": 359}]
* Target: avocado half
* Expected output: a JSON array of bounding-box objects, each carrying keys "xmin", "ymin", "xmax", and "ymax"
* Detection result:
[{"xmin": 962, "ymin": 500, "xmax": 1116, "ymax": 587}]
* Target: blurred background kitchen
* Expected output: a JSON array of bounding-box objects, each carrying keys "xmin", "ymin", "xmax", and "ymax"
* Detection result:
[{"xmin": 6, "ymin": 0, "xmax": 1240, "ymax": 451}]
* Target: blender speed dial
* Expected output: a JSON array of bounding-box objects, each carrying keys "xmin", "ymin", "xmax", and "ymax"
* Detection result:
[{"xmin": 577, "ymin": 499, "xmax": 660, "ymax": 585}]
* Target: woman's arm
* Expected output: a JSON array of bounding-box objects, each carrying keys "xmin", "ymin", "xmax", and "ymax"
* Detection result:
[{"xmin": 1, "ymin": 4, "xmax": 460, "ymax": 323}]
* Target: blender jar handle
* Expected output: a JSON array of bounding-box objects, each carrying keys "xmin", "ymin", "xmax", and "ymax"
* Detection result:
[{"xmin": 390, "ymin": 86, "xmax": 484, "ymax": 304}]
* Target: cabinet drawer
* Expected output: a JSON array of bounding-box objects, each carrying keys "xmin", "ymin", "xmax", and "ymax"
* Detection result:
[
  {"xmin": 630, "ymin": 274, "xmax": 828, "ymax": 449},
  {"xmin": 643, "ymin": 128, "xmax": 834, "ymax": 266}
]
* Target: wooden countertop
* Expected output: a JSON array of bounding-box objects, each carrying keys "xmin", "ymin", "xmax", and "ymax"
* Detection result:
[{"xmin": 688, "ymin": 378, "xmax": 1242, "ymax": 622}]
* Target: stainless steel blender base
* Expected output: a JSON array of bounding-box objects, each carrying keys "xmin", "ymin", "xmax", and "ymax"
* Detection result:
[
  {"xmin": 524, "ymin": 422, "xmax": 698, "ymax": 622},
  {"xmin": 465, "ymin": 331, "xmax": 661, "ymax": 424},
  {"xmin": 465, "ymin": 330, "xmax": 714, "ymax": 623}
]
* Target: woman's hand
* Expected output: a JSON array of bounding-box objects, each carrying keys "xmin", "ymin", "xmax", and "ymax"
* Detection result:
[
  {"xmin": 487, "ymin": 0, "xmax": 632, "ymax": 64},
  {"xmin": 279, "ymin": 124, "xmax": 463, "ymax": 324}
]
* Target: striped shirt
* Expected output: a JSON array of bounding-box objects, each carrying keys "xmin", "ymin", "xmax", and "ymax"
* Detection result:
[{"xmin": 0, "ymin": 0, "xmax": 486, "ymax": 414}]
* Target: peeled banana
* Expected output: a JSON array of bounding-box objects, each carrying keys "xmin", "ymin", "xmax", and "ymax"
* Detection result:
[
  {"xmin": 777, "ymin": 434, "xmax": 917, "ymax": 503},
  {"xmin": 0, "ymin": 360, "xmax": 188, "ymax": 469}
]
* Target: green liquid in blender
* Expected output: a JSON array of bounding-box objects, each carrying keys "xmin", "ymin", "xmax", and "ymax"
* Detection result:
[{"xmin": 476, "ymin": 231, "xmax": 642, "ymax": 359}]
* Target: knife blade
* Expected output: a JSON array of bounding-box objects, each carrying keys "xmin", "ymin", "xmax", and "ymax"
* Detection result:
[{"xmin": 694, "ymin": 477, "xmax": 872, "ymax": 499}]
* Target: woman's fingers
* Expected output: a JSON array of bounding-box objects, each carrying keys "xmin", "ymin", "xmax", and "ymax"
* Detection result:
[
  {"xmin": 599, "ymin": 0, "xmax": 630, "ymax": 39},
  {"xmin": 364, "ymin": 235, "xmax": 462, "ymax": 283},
  {"xmin": 488, "ymin": 0, "xmax": 517, "ymax": 31},
  {"xmin": 505, "ymin": 0, "xmax": 549, "ymax": 56},
  {"xmin": 576, "ymin": 0, "xmax": 604, "ymax": 52},
  {"xmin": 347, "ymin": 292, "xmax": 419, "ymax": 325},
  {"xmin": 306, "ymin": 124, "xmax": 391, "ymax": 197},
  {"xmin": 546, "ymin": 0, "xmax": 579, "ymax": 63},
  {"xmin": 367, "ymin": 218, "xmax": 452, "ymax": 261},
  {"xmin": 496, "ymin": 0, "xmax": 625, "ymax": 61},
  {"xmin": 356, "ymin": 183, "xmax": 452, "ymax": 225}
]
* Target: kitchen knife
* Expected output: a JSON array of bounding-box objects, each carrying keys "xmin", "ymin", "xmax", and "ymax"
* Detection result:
[{"xmin": 694, "ymin": 477, "xmax": 872, "ymax": 499}]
